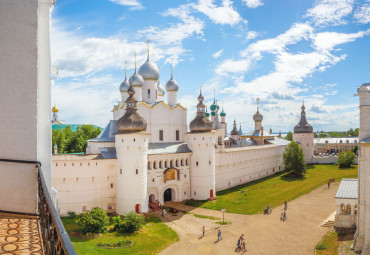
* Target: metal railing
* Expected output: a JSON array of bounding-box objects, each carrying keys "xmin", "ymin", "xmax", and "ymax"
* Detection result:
[{"xmin": 0, "ymin": 158, "xmax": 76, "ymax": 255}]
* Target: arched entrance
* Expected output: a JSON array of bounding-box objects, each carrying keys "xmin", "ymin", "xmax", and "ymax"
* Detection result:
[
  {"xmin": 149, "ymin": 194, "xmax": 156, "ymax": 202},
  {"xmin": 164, "ymin": 188, "xmax": 175, "ymax": 202}
]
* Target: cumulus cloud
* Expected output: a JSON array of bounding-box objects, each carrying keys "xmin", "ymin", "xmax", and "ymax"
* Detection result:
[
  {"xmin": 242, "ymin": 0, "xmax": 263, "ymax": 8},
  {"xmin": 304, "ymin": 0, "xmax": 354, "ymax": 26},
  {"xmin": 215, "ymin": 59, "xmax": 251, "ymax": 75},
  {"xmin": 212, "ymin": 49, "xmax": 224, "ymax": 58},
  {"xmin": 246, "ymin": 31, "xmax": 258, "ymax": 40},
  {"xmin": 193, "ymin": 0, "xmax": 245, "ymax": 25},
  {"xmin": 109, "ymin": 0, "xmax": 144, "ymax": 10},
  {"xmin": 354, "ymin": 4, "xmax": 370, "ymax": 24}
]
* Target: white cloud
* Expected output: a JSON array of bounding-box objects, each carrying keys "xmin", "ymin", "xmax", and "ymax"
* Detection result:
[
  {"xmin": 193, "ymin": 0, "xmax": 245, "ymax": 25},
  {"xmin": 354, "ymin": 4, "xmax": 370, "ymax": 24},
  {"xmin": 212, "ymin": 49, "xmax": 224, "ymax": 58},
  {"xmin": 242, "ymin": 0, "xmax": 263, "ymax": 8},
  {"xmin": 304, "ymin": 0, "xmax": 354, "ymax": 26},
  {"xmin": 246, "ymin": 31, "xmax": 257, "ymax": 40},
  {"xmin": 311, "ymin": 29, "xmax": 370, "ymax": 52},
  {"xmin": 242, "ymin": 23, "xmax": 313, "ymax": 56},
  {"xmin": 215, "ymin": 59, "xmax": 251, "ymax": 75},
  {"xmin": 109, "ymin": 0, "xmax": 144, "ymax": 10}
]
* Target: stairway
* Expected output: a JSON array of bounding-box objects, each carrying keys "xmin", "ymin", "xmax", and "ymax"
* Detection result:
[
  {"xmin": 321, "ymin": 220, "xmax": 335, "ymax": 227},
  {"xmin": 149, "ymin": 201, "xmax": 161, "ymax": 211}
]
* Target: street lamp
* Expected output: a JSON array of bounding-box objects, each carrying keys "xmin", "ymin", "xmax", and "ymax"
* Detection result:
[{"xmin": 221, "ymin": 208, "xmax": 226, "ymax": 224}]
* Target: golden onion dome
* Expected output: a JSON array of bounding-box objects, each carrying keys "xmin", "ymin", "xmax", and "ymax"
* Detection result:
[{"xmin": 52, "ymin": 105, "xmax": 59, "ymax": 113}]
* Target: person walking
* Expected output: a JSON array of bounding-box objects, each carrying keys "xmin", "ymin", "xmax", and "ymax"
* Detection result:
[
  {"xmin": 162, "ymin": 209, "xmax": 166, "ymax": 217},
  {"xmin": 218, "ymin": 229, "xmax": 222, "ymax": 241},
  {"xmin": 280, "ymin": 209, "xmax": 284, "ymax": 221},
  {"xmin": 283, "ymin": 210, "xmax": 287, "ymax": 222},
  {"xmin": 328, "ymin": 181, "xmax": 331, "ymax": 188},
  {"xmin": 284, "ymin": 201, "xmax": 288, "ymax": 211},
  {"xmin": 202, "ymin": 226, "xmax": 205, "ymax": 237}
]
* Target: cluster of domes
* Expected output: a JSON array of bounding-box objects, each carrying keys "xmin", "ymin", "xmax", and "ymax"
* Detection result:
[{"xmin": 294, "ymin": 103, "xmax": 313, "ymax": 133}]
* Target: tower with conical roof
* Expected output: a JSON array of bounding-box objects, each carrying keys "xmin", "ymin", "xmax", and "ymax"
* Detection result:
[
  {"xmin": 292, "ymin": 101, "xmax": 314, "ymax": 164},
  {"xmin": 115, "ymin": 84, "xmax": 149, "ymax": 214},
  {"xmin": 186, "ymin": 88, "xmax": 216, "ymax": 200}
]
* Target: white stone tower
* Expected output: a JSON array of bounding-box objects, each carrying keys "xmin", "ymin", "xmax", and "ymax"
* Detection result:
[
  {"xmin": 353, "ymin": 83, "xmax": 370, "ymax": 253},
  {"xmin": 115, "ymin": 84, "xmax": 149, "ymax": 215},
  {"xmin": 165, "ymin": 61, "xmax": 179, "ymax": 107},
  {"xmin": 186, "ymin": 89, "xmax": 216, "ymax": 200},
  {"xmin": 292, "ymin": 101, "xmax": 314, "ymax": 164},
  {"xmin": 139, "ymin": 41, "xmax": 159, "ymax": 104}
]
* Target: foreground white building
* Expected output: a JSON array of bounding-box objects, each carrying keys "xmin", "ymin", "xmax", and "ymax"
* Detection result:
[
  {"xmin": 353, "ymin": 83, "xmax": 370, "ymax": 254},
  {"xmin": 52, "ymin": 49, "xmax": 290, "ymax": 215}
]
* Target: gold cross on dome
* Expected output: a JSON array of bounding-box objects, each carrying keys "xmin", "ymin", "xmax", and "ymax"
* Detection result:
[{"xmin": 146, "ymin": 39, "xmax": 150, "ymax": 54}]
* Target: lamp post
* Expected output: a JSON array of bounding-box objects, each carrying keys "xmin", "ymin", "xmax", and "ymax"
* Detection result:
[{"xmin": 221, "ymin": 208, "xmax": 226, "ymax": 224}]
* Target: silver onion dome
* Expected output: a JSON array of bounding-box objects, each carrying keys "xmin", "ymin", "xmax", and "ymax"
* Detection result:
[
  {"xmin": 253, "ymin": 111, "xmax": 263, "ymax": 122},
  {"xmin": 138, "ymin": 56, "xmax": 160, "ymax": 80},
  {"xmin": 165, "ymin": 62, "xmax": 179, "ymax": 92},
  {"xmin": 157, "ymin": 81, "xmax": 165, "ymax": 96},
  {"xmin": 119, "ymin": 78, "xmax": 130, "ymax": 93},
  {"xmin": 130, "ymin": 72, "xmax": 144, "ymax": 87}
]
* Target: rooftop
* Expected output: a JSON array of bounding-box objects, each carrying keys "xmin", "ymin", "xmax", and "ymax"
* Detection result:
[{"xmin": 335, "ymin": 179, "xmax": 358, "ymax": 199}]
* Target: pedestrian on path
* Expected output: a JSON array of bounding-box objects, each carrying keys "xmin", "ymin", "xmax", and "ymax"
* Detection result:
[
  {"xmin": 203, "ymin": 226, "xmax": 205, "ymax": 237},
  {"xmin": 283, "ymin": 210, "xmax": 287, "ymax": 222},
  {"xmin": 218, "ymin": 229, "xmax": 222, "ymax": 241},
  {"xmin": 328, "ymin": 181, "xmax": 331, "ymax": 188},
  {"xmin": 280, "ymin": 209, "xmax": 284, "ymax": 221},
  {"xmin": 284, "ymin": 201, "xmax": 288, "ymax": 210},
  {"xmin": 162, "ymin": 209, "xmax": 166, "ymax": 217}
]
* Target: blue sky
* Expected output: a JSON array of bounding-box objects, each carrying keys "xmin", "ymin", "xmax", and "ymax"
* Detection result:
[{"xmin": 51, "ymin": 0, "xmax": 370, "ymax": 132}]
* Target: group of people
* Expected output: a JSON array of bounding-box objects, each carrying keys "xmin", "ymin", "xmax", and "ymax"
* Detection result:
[
  {"xmin": 280, "ymin": 201, "xmax": 288, "ymax": 221},
  {"xmin": 237, "ymin": 234, "xmax": 246, "ymax": 251},
  {"xmin": 264, "ymin": 203, "xmax": 272, "ymax": 215}
]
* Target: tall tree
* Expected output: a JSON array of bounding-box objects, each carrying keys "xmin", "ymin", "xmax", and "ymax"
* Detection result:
[
  {"xmin": 285, "ymin": 131, "xmax": 293, "ymax": 141},
  {"xmin": 283, "ymin": 141, "xmax": 305, "ymax": 177}
]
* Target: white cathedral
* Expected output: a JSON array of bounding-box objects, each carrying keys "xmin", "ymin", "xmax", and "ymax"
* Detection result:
[{"xmin": 51, "ymin": 48, "xmax": 316, "ymax": 216}]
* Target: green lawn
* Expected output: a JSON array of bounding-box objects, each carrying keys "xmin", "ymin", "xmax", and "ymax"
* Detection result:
[
  {"xmin": 186, "ymin": 165, "xmax": 358, "ymax": 215},
  {"xmin": 62, "ymin": 216, "xmax": 179, "ymax": 255}
]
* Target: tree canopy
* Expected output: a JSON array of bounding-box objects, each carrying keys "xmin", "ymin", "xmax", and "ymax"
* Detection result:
[
  {"xmin": 338, "ymin": 151, "xmax": 356, "ymax": 168},
  {"xmin": 283, "ymin": 141, "xmax": 305, "ymax": 177},
  {"xmin": 52, "ymin": 125, "xmax": 101, "ymax": 154},
  {"xmin": 285, "ymin": 131, "xmax": 293, "ymax": 141}
]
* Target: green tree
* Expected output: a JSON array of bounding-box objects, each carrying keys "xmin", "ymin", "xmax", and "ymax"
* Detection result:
[
  {"xmin": 353, "ymin": 145, "xmax": 359, "ymax": 155},
  {"xmin": 338, "ymin": 151, "xmax": 356, "ymax": 168},
  {"xmin": 354, "ymin": 128, "xmax": 359, "ymax": 137},
  {"xmin": 112, "ymin": 212, "xmax": 145, "ymax": 234},
  {"xmin": 285, "ymin": 131, "xmax": 293, "ymax": 141},
  {"xmin": 283, "ymin": 141, "xmax": 305, "ymax": 177},
  {"xmin": 319, "ymin": 132, "xmax": 327, "ymax": 138},
  {"xmin": 76, "ymin": 207, "xmax": 109, "ymax": 234},
  {"xmin": 52, "ymin": 125, "xmax": 101, "ymax": 154}
]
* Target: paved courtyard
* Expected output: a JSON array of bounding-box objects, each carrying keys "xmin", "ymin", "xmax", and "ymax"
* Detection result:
[{"xmin": 159, "ymin": 182, "xmax": 340, "ymax": 255}]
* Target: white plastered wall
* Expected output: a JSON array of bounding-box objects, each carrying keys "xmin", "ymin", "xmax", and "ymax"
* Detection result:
[{"xmin": 293, "ymin": 133, "xmax": 314, "ymax": 164}]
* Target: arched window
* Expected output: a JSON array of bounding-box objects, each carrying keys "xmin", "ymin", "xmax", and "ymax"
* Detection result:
[
  {"xmin": 159, "ymin": 161, "xmax": 162, "ymax": 169},
  {"xmin": 165, "ymin": 160, "xmax": 168, "ymax": 168},
  {"xmin": 186, "ymin": 158, "xmax": 189, "ymax": 166},
  {"xmin": 181, "ymin": 159, "xmax": 184, "ymax": 166},
  {"xmin": 148, "ymin": 161, "xmax": 151, "ymax": 170},
  {"xmin": 153, "ymin": 161, "xmax": 157, "ymax": 169},
  {"xmin": 170, "ymin": 160, "xmax": 174, "ymax": 167},
  {"xmin": 176, "ymin": 159, "xmax": 179, "ymax": 167},
  {"xmin": 354, "ymin": 204, "xmax": 358, "ymax": 215}
]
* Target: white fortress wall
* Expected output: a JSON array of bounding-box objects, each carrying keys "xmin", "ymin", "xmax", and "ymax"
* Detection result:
[
  {"xmin": 215, "ymin": 144, "xmax": 285, "ymax": 191},
  {"xmin": 52, "ymin": 155, "xmax": 117, "ymax": 216}
]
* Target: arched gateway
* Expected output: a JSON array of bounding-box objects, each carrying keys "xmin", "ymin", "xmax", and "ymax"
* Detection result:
[{"xmin": 163, "ymin": 188, "xmax": 176, "ymax": 202}]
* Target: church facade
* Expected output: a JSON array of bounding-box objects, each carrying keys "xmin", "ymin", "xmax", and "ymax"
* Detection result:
[{"xmin": 52, "ymin": 49, "xmax": 291, "ymax": 215}]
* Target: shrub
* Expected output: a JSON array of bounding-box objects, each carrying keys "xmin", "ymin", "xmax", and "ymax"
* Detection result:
[
  {"xmin": 76, "ymin": 207, "xmax": 110, "ymax": 234},
  {"xmin": 282, "ymin": 141, "xmax": 305, "ymax": 177},
  {"xmin": 67, "ymin": 211, "xmax": 76, "ymax": 219},
  {"xmin": 315, "ymin": 243, "xmax": 326, "ymax": 250},
  {"xmin": 112, "ymin": 212, "xmax": 145, "ymax": 234},
  {"xmin": 338, "ymin": 151, "xmax": 356, "ymax": 168}
]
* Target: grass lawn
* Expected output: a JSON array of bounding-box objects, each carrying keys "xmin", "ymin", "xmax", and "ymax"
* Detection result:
[
  {"xmin": 62, "ymin": 216, "xmax": 179, "ymax": 255},
  {"xmin": 186, "ymin": 165, "xmax": 358, "ymax": 215},
  {"xmin": 315, "ymin": 229, "xmax": 356, "ymax": 255}
]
